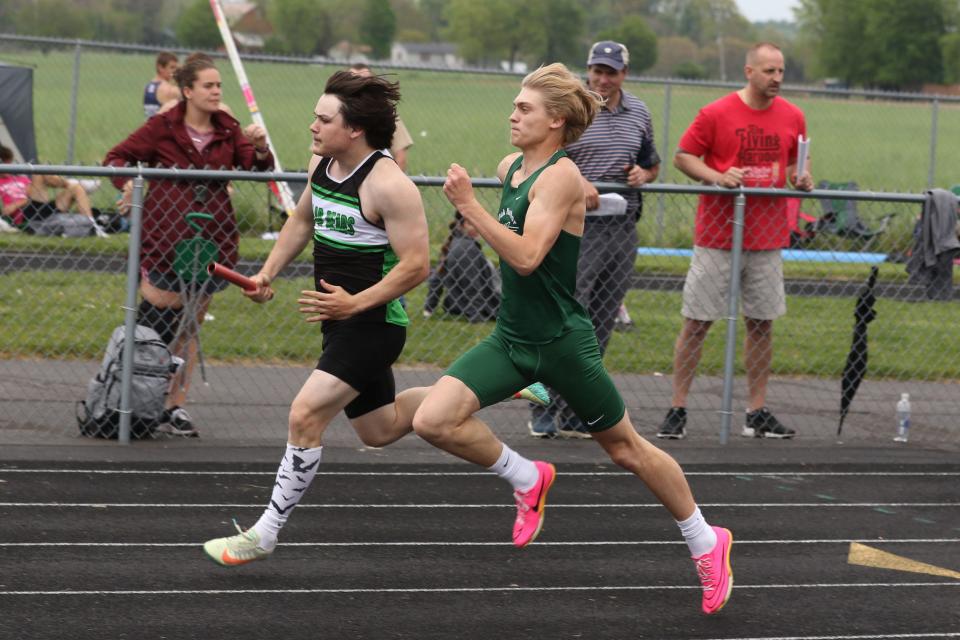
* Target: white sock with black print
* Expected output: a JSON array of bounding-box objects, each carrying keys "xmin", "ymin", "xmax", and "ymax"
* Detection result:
[{"xmin": 252, "ymin": 443, "xmax": 323, "ymax": 551}]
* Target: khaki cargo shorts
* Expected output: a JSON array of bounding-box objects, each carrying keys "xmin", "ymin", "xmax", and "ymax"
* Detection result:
[{"xmin": 681, "ymin": 246, "xmax": 786, "ymax": 321}]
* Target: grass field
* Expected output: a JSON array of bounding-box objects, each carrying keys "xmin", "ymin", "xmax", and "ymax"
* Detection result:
[
  {"xmin": 2, "ymin": 44, "xmax": 956, "ymax": 381},
  {"xmin": 3, "ymin": 268, "xmax": 959, "ymax": 382},
  {"xmin": 4, "ymin": 46, "xmax": 960, "ymax": 193}
]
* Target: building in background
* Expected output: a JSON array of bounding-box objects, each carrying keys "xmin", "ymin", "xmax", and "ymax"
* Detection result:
[{"xmin": 391, "ymin": 42, "xmax": 463, "ymax": 69}]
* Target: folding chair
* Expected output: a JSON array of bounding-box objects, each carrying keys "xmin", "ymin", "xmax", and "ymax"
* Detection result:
[
  {"xmin": 786, "ymin": 197, "xmax": 820, "ymax": 248},
  {"xmin": 811, "ymin": 180, "xmax": 897, "ymax": 251}
]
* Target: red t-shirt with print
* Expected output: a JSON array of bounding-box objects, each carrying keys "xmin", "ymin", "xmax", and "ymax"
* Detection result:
[{"xmin": 678, "ymin": 92, "xmax": 806, "ymax": 250}]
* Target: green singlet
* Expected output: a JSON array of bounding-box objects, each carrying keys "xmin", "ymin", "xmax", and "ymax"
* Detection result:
[
  {"xmin": 444, "ymin": 149, "xmax": 625, "ymax": 433},
  {"xmin": 494, "ymin": 150, "xmax": 594, "ymax": 344}
]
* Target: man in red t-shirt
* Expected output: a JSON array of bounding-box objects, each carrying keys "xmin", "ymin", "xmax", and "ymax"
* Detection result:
[{"xmin": 658, "ymin": 42, "xmax": 813, "ymax": 441}]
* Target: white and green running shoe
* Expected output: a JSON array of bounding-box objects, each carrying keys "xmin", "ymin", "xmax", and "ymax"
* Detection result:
[
  {"xmin": 203, "ymin": 519, "xmax": 273, "ymax": 567},
  {"xmin": 512, "ymin": 382, "xmax": 550, "ymax": 407}
]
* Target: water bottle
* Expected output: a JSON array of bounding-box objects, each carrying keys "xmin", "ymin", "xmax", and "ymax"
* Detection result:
[{"xmin": 894, "ymin": 393, "xmax": 911, "ymax": 443}]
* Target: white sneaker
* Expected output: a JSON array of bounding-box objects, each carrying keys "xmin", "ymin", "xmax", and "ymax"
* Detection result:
[
  {"xmin": 0, "ymin": 218, "xmax": 18, "ymax": 233},
  {"xmin": 69, "ymin": 178, "xmax": 102, "ymax": 194},
  {"xmin": 203, "ymin": 520, "xmax": 273, "ymax": 566},
  {"xmin": 93, "ymin": 223, "xmax": 110, "ymax": 238}
]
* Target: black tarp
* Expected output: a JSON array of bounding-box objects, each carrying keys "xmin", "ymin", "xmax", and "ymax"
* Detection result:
[{"xmin": 0, "ymin": 63, "xmax": 37, "ymax": 163}]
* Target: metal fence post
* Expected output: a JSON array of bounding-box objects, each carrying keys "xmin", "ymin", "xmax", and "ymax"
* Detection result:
[
  {"xmin": 118, "ymin": 173, "xmax": 145, "ymax": 444},
  {"xmin": 66, "ymin": 40, "xmax": 82, "ymax": 164},
  {"xmin": 655, "ymin": 83, "xmax": 672, "ymax": 245},
  {"xmin": 927, "ymin": 98, "xmax": 939, "ymax": 189},
  {"xmin": 718, "ymin": 191, "xmax": 746, "ymax": 444}
]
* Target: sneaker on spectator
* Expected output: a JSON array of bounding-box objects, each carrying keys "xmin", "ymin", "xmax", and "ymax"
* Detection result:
[
  {"xmin": 741, "ymin": 407, "xmax": 795, "ymax": 439},
  {"xmin": 158, "ymin": 406, "xmax": 199, "ymax": 437},
  {"xmin": 557, "ymin": 417, "xmax": 592, "ymax": 439},
  {"xmin": 613, "ymin": 303, "xmax": 634, "ymax": 332},
  {"xmin": 657, "ymin": 407, "xmax": 687, "ymax": 439},
  {"xmin": 0, "ymin": 218, "xmax": 18, "ymax": 233},
  {"xmin": 203, "ymin": 520, "xmax": 273, "ymax": 566},
  {"xmin": 512, "ymin": 461, "xmax": 556, "ymax": 547},
  {"xmin": 693, "ymin": 526, "xmax": 734, "ymax": 614},
  {"xmin": 527, "ymin": 412, "xmax": 557, "ymax": 438},
  {"xmin": 68, "ymin": 178, "xmax": 102, "ymax": 194},
  {"xmin": 513, "ymin": 382, "xmax": 550, "ymax": 407}
]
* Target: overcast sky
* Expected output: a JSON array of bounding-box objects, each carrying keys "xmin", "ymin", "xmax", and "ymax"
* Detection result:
[{"xmin": 736, "ymin": 0, "xmax": 799, "ymax": 22}]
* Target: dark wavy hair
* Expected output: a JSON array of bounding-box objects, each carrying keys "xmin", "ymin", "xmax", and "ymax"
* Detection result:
[{"xmin": 324, "ymin": 70, "xmax": 399, "ymax": 151}]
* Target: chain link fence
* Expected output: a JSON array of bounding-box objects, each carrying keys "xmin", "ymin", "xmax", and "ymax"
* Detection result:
[
  {"xmin": 1, "ymin": 163, "xmax": 958, "ymax": 449},
  {"xmin": 3, "ymin": 34, "xmax": 960, "ymax": 194}
]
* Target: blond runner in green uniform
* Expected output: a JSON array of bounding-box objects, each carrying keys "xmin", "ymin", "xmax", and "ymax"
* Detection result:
[{"xmin": 412, "ymin": 63, "xmax": 734, "ymax": 615}]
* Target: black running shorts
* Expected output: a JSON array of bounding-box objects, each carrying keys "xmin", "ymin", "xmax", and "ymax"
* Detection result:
[{"xmin": 316, "ymin": 321, "xmax": 406, "ymax": 418}]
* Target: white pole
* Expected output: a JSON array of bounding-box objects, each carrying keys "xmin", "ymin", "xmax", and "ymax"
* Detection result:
[{"xmin": 208, "ymin": 0, "xmax": 297, "ymax": 217}]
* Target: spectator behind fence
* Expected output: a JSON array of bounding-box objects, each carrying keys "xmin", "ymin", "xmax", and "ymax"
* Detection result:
[
  {"xmin": 144, "ymin": 51, "xmax": 181, "ymax": 119},
  {"xmin": 104, "ymin": 53, "xmax": 275, "ymax": 437},
  {"xmin": 658, "ymin": 42, "xmax": 813, "ymax": 441},
  {"xmin": 423, "ymin": 211, "xmax": 500, "ymax": 322},
  {"xmin": 0, "ymin": 144, "xmax": 105, "ymax": 237},
  {"xmin": 157, "ymin": 53, "xmax": 235, "ymax": 119},
  {"xmin": 528, "ymin": 40, "xmax": 660, "ymax": 439},
  {"xmin": 348, "ymin": 63, "xmax": 414, "ymax": 172}
]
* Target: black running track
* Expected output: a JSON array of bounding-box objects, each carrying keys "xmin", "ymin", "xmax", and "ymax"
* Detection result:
[{"xmin": 1, "ymin": 460, "xmax": 959, "ymax": 640}]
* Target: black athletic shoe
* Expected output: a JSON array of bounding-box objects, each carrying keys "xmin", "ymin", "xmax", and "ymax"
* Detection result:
[
  {"xmin": 157, "ymin": 406, "xmax": 199, "ymax": 437},
  {"xmin": 741, "ymin": 408, "xmax": 795, "ymax": 439},
  {"xmin": 656, "ymin": 407, "xmax": 687, "ymax": 439}
]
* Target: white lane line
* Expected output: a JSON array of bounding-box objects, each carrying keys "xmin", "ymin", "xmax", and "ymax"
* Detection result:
[
  {"xmin": 0, "ymin": 502, "xmax": 956, "ymax": 508},
  {"xmin": 698, "ymin": 634, "xmax": 960, "ymax": 639},
  {"xmin": 0, "ymin": 469, "xmax": 958, "ymax": 477},
  {"xmin": 1, "ymin": 582, "xmax": 958, "ymax": 596},
  {"xmin": 0, "ymin": 538, "xmax": 958, "ymax": 547}
]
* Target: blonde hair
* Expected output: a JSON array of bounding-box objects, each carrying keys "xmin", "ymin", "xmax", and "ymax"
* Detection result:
[{"xmin": 522, "ymin": 63, "xmax": 602, "ymax": 146}]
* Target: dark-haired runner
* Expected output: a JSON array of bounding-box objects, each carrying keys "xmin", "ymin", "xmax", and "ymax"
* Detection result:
[{"xmin": 202, "ymin": 70, "xmax": 431, "ymax": 564}]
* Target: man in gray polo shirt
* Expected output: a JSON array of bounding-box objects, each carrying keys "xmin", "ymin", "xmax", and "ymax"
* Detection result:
[{"xmin": 528, "ymin": 40, "xmax": 660, "ymax": 438}]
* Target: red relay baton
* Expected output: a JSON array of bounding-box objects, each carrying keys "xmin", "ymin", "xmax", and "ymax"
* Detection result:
[{"xmin": 208, "ymin": 262, "xmax": 257, "ymax": 292}]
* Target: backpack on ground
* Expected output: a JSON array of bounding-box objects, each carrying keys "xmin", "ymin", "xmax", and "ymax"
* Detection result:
[
  {"xmin": 28, "ymin": 212, "xmax": 96, "ymax": 237},
  {"xmin": 76, "ymin": 325, "xmax": 176, "ymax": 439}
]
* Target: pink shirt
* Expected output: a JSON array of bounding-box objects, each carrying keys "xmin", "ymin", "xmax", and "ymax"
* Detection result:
[
  {"xmin": 0, "ymin": 174, "xmax": 31, "ymax": 225},
  {"xmin": 678, "ymin": 92, "xmax": 806, "ymax": 250},
  {"xmin": 185, "ymin": 125, "xmax": 215, "ymax": 154}
]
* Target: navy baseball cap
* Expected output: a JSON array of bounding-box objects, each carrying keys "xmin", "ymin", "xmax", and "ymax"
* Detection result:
[{"xmin": 587, "ymin": 41, "xmax": 630, "ymax": 70}]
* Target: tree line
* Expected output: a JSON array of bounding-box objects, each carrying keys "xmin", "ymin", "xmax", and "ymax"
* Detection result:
[{"xmin": 3, "ymin": 0, "xmax": 960, "ymax": 89}]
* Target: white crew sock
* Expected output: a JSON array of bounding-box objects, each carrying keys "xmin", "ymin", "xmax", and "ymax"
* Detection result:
[
  {"xmin": 676, "ymin": 506, "xmax": 717, "ymax": 558},
  {"xmin": 252, "ymin": 443, "xmax": 323, "ymax": 551},
  {"xmin": 487, "ymin": 444, "xmax": 538, "ymax": 492}
]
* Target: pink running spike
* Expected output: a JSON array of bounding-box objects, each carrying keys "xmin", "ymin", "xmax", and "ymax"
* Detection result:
[
  {"xmin": 694, "ymin": 526, "xmax": 734, "ymax": 614},
  {"xmin": 512, "ymin": 461, "xmax": 556, "ymax": 547}
]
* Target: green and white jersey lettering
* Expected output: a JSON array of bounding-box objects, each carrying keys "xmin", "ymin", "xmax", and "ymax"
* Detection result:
[{"xmin": 310, "ymin": 151, "xmax": 408, "ymax": 329}]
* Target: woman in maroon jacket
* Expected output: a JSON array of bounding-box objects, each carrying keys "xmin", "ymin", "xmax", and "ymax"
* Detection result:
[{"xmin": 104, "ymin": 54, "xmax": 274, "ymax": 436}]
